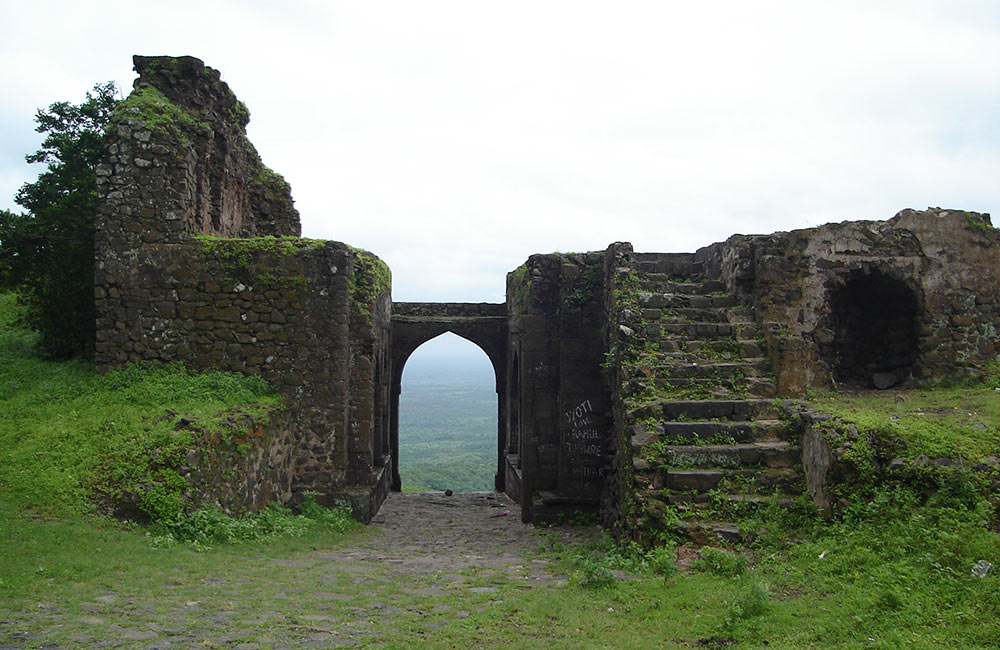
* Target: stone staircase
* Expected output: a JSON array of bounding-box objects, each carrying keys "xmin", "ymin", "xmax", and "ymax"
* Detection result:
[{"xmin": 620, "ymin": 253, "xmax": 802, "ymax": 543}]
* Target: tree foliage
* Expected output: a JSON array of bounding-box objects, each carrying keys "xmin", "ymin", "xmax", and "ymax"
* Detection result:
[{"xmin": 0, "ymin": 82, "xmax": 119, "ymax": 358}]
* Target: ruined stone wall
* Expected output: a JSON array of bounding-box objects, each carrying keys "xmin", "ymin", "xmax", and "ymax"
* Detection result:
[
  {"xmin": 596, "ymin": 243, "xmax": 639, "ymax": 537},
  {"xmin": 346, "ymin": 251, "xmax": 393, "ymax": 517},
  {"xmin": 182, "ymin": 407, "xmax": 297, "ymax": 515},
  {"xmin": 96, "ymin": 55, "xmax": 298, "ymax": 253},
  {"xmin": 95, "ymin": 235, "xmax": 391, "ymax": 514},
  {"xmin": 95, "ymin": 55, "xmax": 391, "ymax": 520},
  {"xmin": 505, "ymin": 250, "xmax": 611, "ymax": 520},
  {"xmin": 697, "ymin": 209, "xmax": 1000, "ymax": 394}
]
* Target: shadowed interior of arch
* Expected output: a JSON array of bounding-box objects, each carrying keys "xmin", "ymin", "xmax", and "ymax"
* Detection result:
[
  {"xmin": 829, "ymin": 269, "xmax": 920, "ymax": 388},
  {"xmin": 398, "ymin": 333, "xmax": 498, "ymax": 492}
]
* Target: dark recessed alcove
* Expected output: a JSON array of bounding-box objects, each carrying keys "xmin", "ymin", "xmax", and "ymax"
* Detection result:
[{"xmin": 828, "ymin": 270, "xmax": 920, "ymax": 388}]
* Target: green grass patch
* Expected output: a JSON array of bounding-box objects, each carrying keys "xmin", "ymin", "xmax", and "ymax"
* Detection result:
[
  {"xmin": 804, "ymin": 387, "xmax": 1000, "ymax": 460},
  {"xmin": 0, "ymin": 291, "xmax": 278, "ymax": 520}
]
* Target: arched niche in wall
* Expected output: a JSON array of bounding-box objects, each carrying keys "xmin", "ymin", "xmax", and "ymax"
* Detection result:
[{"xmin": 825, "ymin": 268, "xmax": 921, "ymax": 389}]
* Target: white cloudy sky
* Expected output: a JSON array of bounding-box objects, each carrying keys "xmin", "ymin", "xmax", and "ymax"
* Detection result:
[{"xmin": 2, "ymin": 0, "xmax": 999, "ymax": 306}]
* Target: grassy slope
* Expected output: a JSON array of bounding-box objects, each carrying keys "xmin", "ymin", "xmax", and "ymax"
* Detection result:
[
  {"xmin": 804, "ymin": 387, "xmax": 1000, "ymax": 460},
  {"xmin": 0, "ymin": 292, "xmax": 283, "ymax": 518}
]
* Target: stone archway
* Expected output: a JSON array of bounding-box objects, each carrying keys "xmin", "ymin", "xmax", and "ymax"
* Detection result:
[
  {"xmin": 826, "ymin": 269, "xmax": 921, "ymax": 388},
  {"xmin": 390, "ymin": 303, "xmax": 508, "ymax": 493}
]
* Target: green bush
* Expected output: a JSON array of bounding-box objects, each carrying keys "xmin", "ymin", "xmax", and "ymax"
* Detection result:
[
  {"xmin": 693, "ymin": 546, "xmax": 747, "ymax": 577},
  {"xmin": 579, "ymin": 556, "xmax": 617, "ymax": 589},
  {"xmin": 298, "ymin": 498, "xmax": 359, "ymax": 533},
  {"xmin": 722, "ymin": 577, "xmax": 770, "ymax": 629},
  {"xmin": 646, "ymin": 544, "xmax": 678, "ymax": 577},
  {"xmin": 153, "ymin": 499, "xmax": 359, "ymax": 549}
]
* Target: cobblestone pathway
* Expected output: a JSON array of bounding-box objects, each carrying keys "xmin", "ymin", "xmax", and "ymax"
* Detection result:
[{"xmin": 0, "ymin": 492, "xmax": 595, "ymax": 649}]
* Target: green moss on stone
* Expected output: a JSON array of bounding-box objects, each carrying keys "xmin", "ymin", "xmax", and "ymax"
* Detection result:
[
  {"xmin": 231, "ymin": 100, "xmax": 250, "ymax": 127},
  {"xmin": 111, "ymin": 86, "xmax": 210, "ymax": 143},
  {"xmin": 250, "ymin": 164, "xmax": 293, "ymax": 204},
  {"xmin": 562, "ymin": 261, "xmax": 602, "ymax": 313},
  {"xmin": 509, "ymin": 263, "xmax": 531, "ymax": 312},
  {"xmin": 964, "ymin": 212, "xmax": 997, "ymax": 236},
  {"xmin": 349, "ymin": 247, "xmax": 391, "ymax": 314},
  {"xmin": 194, "ymin": 235, "xmax": 325, "ymax": 287}
]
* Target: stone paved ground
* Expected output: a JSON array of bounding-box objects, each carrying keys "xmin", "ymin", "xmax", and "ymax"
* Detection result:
[{"xmin": 0, "ymin": 492, "xmax": 596, "ymax": 649}]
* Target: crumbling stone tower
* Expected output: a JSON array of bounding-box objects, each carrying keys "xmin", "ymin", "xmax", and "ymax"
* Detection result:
[{"xmin": 95, "ymin": 56, "xmax": 393, "ymax": 519}]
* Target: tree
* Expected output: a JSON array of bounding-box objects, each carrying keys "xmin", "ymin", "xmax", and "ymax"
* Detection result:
[{"xmin": 0, "ymin": 82, "xmax": 119, "ymax": 358}]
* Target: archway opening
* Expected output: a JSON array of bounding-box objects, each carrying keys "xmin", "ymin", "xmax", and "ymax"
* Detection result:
[
  {"xmin": 828, "ymin": 269, "xmax": 920, "ymax": 388},
  {"xmin": 399, "ymin": 333, "xmax": 498, "ymax": 492}
]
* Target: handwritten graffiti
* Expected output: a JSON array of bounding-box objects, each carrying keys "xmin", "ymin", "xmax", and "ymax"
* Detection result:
[
  {"xmin": 570, "ymin": 466, "xmax": 607, "ymax": 479},
  {"xmin": 563, "ymin": 398, "xmax": 605, "ymax": 484},
  {"xmin": 564, "ymin": 399, "xmax": 593, "ymax": 424},
  {"xmin": 566, "ymin": 442, "xmax": 603, "ymax": 456},
  {"xmin": 569, "ymin": 427, "xmax": 601, "ymax": 440}
]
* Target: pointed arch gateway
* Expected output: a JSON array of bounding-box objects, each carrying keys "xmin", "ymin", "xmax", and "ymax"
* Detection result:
[{"xmin": 389, "ymin": 303, "xmax": 508, "ymax": 493}]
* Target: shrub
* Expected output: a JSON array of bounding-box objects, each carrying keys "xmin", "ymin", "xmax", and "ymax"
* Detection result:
[
  {"xmin": 722, "ymin": 577, "xmax": 770, "ymax": 630},
  {"xmin": 693, "ymin": 546, "xmax": 747, "ymax": 577},
  {"xmin": 579, "ymin": 557, "xmax": 617, "ymax": 588}
]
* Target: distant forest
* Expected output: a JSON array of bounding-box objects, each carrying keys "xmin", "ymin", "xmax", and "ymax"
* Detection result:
[{"xmin": 398, "ymin": 343, "xmax": 497, "ymax": 492}]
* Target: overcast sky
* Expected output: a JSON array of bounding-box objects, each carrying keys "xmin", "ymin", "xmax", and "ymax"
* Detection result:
[{"xmin": 2, "ymin": 0, "xmax": 999, "ymax": 309}]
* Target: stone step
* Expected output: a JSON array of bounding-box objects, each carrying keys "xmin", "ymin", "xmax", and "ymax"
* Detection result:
[
  {"xmin": 726, "ymin": 310, "xmax": 756, "ymax": 324},
  {"xmin": 641, "ymin": 307, "xmax": 733, "ymax": 323},
  {"xmin": 656, "ymin": 307, "xmax": 735, "ymax": 323},
  {"xmin": 638, "ymin": 293, "xmax": 739, "ymax": 310},
  {"xmin": 666, "ymin": 493, "xmax": 799, "ymax": 510},
  {"xmin": 735, "ymin": 339, "xmax": 766, "ymax": 358},
  {"xmin": 659, "ymin": 321, "xmax": 735, "ymax": 338},
  {"xmin": 666, "ymin": 441, "xmax": 799, "ymax": 469},
  {"xmin": 665, "ymin": 467, "xmax": 802, "ymax": 493},
  {"xmin": 632, "ymin": 253, "xmax": 696, "ymax": 277},
  {"xmin": 629, "ymin": 399, "xmax": 781, "ymax": 422},
  {"xmin": 656, "ymin": 339, "xmax": 764, "ymax": 357},
  {"xmin": 670, "ymin": 520, "xmax": 742, "ymax": 544},
  {"xmin": 656, "ymin": 419, "xmax": 789, "ymax": 444},
  {"xmin": 625, "ymin": 379, "xmax": 776, "ymax": 400},
  {"xmin": 651, "ymin": 321, "xmax": 764, "ymax": 340},
  {"xmin": 652, "ymin": 350, "xmax": 744, "ymax": 364},
  {"xmin": 746, "ymin": 379, "xmax": 778, "ymax": 398},
  {"xmin": 637, "ymin": 276, "xmax": 727, "ymax": 295},
  {"xmin": 651, "ymin": 360, "xmax": 767, "ymax": 380},
  {"xmin": 733, "ymin": 322, "xmax": 763, "ymax": 338},
  {"xmin": 644, "ymin": 372, "xmax": 765, "ymax": 391}
]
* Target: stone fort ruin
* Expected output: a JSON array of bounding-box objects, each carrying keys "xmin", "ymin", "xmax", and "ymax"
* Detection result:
[{"xmin": 95, "ymin": 56, "xmax": 1000, "ymax": 534}]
